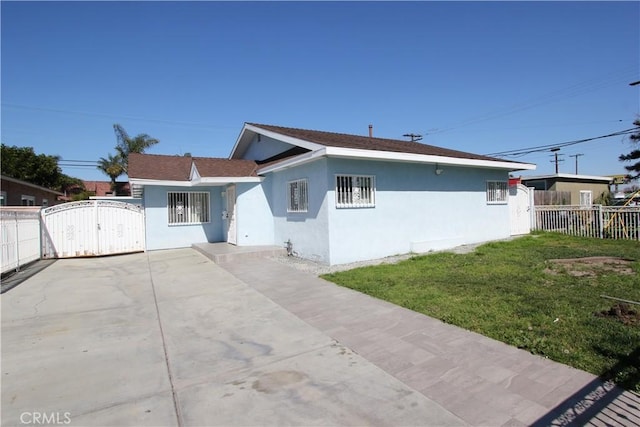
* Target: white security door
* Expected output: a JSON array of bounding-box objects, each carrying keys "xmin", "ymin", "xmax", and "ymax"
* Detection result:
[
  {"xmin": 42, "ymin": 200, "xmax": 145, "ymax": 258},
  {"xmin": 226, "ymin": 185, "xmax": 237, "ymax": 245},
  {"xmin": 509, "ymin": 184, "xmax": 532, "ymax": 235}
]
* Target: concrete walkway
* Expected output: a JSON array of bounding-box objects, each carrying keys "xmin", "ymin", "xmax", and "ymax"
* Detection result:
[
  {"xmin": 2, "ymin": 249, "xmax": 463, "ymax": 426},
  {"xmin": 2, "ymin": 248, "xmax": 638, "ymax": 426},
  {"xmin": 218, "ymin": 256, "xmax": 640, "ymax": 427}
]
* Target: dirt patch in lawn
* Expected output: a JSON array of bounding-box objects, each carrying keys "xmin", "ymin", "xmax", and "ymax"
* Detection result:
[
  {"xmin": 545, "ymin": 257, "xmax": 635, "ymax": 277},
  {"xmin": 595, "ymin": 303, "xmax": 640, "ymax": 326}
]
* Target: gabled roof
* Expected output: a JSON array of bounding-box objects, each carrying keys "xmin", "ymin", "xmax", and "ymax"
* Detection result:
[
  {"xmin": 128, "ymin": 153, "xmax": 261, "ymax": 187},
  {"xmin": 247, "ymin": 123, "xmax": 506, "ymax": 163},
  {"xmin": 233, "ymin": 123, "xmax": 536, "ymax": 173}
]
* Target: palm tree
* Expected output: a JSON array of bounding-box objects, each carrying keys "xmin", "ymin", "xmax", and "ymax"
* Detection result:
[
  {"xmin": 113, "ymin": 124, "xmax": 159, "ymax": 173},
  {"xmin": 97, "ymin": 153, "xmax": 124, "ymax": 192}
]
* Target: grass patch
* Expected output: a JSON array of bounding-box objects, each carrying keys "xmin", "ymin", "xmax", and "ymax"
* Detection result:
[{"xmin": 321, "ymin": 232, "xmax": 640, "ymax": 391}]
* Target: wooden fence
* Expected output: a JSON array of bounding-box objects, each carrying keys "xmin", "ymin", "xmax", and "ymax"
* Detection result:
[
  {"xmin": 533, "ymin": 205, "xmax": 640, "ymax": 240},
  {"xmin": 533, "ymin": 190, "xmax": 572, "ymax": 206}
]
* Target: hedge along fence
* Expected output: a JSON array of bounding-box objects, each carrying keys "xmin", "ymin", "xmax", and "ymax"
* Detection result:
[{"xmin": 533, "ymin": 205, "xmax": 640, "ymax": 240}]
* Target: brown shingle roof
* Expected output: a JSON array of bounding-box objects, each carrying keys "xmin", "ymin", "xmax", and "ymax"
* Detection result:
[
  {"xmin": 128, "ymin": 153, "xmax": 192, "ymax": 180},
  {"xmin": 193, "ymin": 157, "xmax": 258, "ymax": 177},
  {"xmin": 128, "ymin": 153, "xmax": 258, "ymax": 181},
  {"xmin": 248, "ymin": 123, "xmax": 509, "ymax": 163}
]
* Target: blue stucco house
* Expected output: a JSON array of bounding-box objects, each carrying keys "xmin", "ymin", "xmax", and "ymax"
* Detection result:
[{"xmin": 128, "ymin": 123, "xmax": 536, "ymax": 265}]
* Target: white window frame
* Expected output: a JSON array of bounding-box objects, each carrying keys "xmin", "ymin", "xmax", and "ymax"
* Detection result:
[
  {"xmin": 42, "ymin": 198, "xmax": 49, "ymax": 207},
  {"xmin": 167, "ymin": 191, "xmax": 210, "ymax": 225},
  {"xmin": 287, "ymin": 178, "xmax": 308, "ymax": 213},
  {"xmin": 21, "ymin": 195, "xmax": 35, "ymax": 206},
  {"xmin": 486, "ymin": 181, "xmax": 508, "ymax": 204},
  {"xmin": 0, "ymin": 191, "xmax": 6, "ymax": 206},
  {"xmin": 579, "ymin": 190, "xmax": 593, "ymax": 206},
  {"xmin": 335, "ymin": 174, "xmax": 376, "ymax": 208}
]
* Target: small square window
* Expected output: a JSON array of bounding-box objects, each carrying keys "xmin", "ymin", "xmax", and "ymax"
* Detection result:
[
  {"xmin": 336, "ymin": 175, "xmax": 375, "ymax": 208},
  {"xmin": 486, "ymin": 181, "xmax": 508, "ymax": 204}
]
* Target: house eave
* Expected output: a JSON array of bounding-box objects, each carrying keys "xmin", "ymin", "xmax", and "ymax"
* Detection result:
[
  {"xmin": 129, "ymin": 177, "xmax": 263, "ymax": 188},
  {"xmin": 256, "ymin": 149, "xmax": 328, "ymax": 174},
  {"xmin": 191, "ymin": 176, "xmax": 264, "ymax": 186},
  {"xmin": 256, "ymin": 147, "xmax": 536, "ymax": 173},
  {"xmin": 521, "ymin": 173, "xmax": 612, "ymax": 183}
]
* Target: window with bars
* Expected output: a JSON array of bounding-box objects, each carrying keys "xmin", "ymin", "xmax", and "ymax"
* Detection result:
[
  {"xmin": 168, "ymin": 192, "xmax": 210, "ymax": 224},
  {"xmin": 287, "ymin": 179, "xmax": 308, "ymax": 213},
  {"xmin": 335, "ymin": 175, "xmax": 375, "ymax": 208},
  {"xmin": 486, "ymin": 181, "xmax": 509, "ymax": 204}
]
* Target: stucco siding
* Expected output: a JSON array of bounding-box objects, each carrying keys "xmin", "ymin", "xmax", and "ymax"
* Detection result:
[
  {"xmin": 143, "ymin": 186, "xmax": 223, "ymax": 250},
  {"xmin": 234, "ymin": 181, "xmax": 274, "ymax": 245},
  {"xmin": 326, "ymin": 159, "xmax": 510, "ymax": 265},
  {"xmin": 550, "ymin": 182, "xmax": 609, "ymax": 204},
  {"xmin": 270, "ymin": 159, "xmax": 330, "ymax": 263},
  {"xmin": 242, "ymin": 135, "xmax": 298, "ymax": 161}
]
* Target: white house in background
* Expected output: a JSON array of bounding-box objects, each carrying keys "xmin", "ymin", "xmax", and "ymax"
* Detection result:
[{"xmin": 128, "ymin": 123, "xmax": 536, "ymax": 265}]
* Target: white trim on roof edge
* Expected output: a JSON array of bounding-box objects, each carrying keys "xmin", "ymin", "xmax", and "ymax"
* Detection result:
[
  {"xmin": 230, "ymin": 123, "xmax": 325, "ymax": 158},
  {"xmin": 258, "ymin": 146, "xmax": 535, "ymax": 173},
  {"xmin": 521, "ymin": 173, "xmax": 612, "ymax": 182},
  {"xmin": 129, "ymin": 177, "xmax": 263, "ymax": 188}
]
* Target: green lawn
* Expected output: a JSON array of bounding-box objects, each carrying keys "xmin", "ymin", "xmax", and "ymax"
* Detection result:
[{"xmin": 321, "ymin": 232, "xmax": 640, "ymax": 391}]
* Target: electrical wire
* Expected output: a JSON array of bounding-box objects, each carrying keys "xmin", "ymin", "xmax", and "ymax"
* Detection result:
[
  {"xmin": 425, "ymin": 67, "xmax": 638, "ymax": 136},
  {"xmin": 485, "ymin": 128, "xmax": 638, "ymax": 157}
]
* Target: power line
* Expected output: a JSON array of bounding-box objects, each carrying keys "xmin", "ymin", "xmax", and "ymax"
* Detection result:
[
  {"xmin": 425, "ymin": 67, "xmax": 637, "ymax": 136},
  {"xmin": 484, "ymin": 127, "xmax": 638, "ymax": 158}
]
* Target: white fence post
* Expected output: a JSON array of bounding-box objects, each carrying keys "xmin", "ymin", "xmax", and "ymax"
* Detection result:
[{"xmin": 598, "ymin": 204, "xmax": 604, "ymax": 239}]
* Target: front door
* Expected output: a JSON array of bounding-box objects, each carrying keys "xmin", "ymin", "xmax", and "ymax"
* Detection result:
[{"xmin": 226, "ymin": 185, "xmax": 237, "ymax": 245}]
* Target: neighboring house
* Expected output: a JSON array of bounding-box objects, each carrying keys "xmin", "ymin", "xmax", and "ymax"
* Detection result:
[
  {"xmin": 82, "ymin": 181, "xmax": 131, "ymax": 197},
  {"xmin": 129, "ymin": 123, "xmax": 536, "ymax": 265},
  {"xmin": 521, "ymin": 173, "xmax": 612, "ymax": 206},
  {"xmin": 0, "ymin": 175, "xmax": 64, "ymax": 207}
]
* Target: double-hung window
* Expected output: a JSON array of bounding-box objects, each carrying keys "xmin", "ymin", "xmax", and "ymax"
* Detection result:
[
  {"xmin": 287, "ymin": 179, "xmax": 308, "ymax": 213},
  {"xmin": 579, "ymin": 190, "xmax": 592, "ymax": 206},
  {"xmin": 486, "ymin": 181, "xmax": 508, "ymax": 204},
  {"xmin": 336, "ymin": 175, "xmax": 375, "ymax": 208},
  {"xmin": 168, "ymin": 192, "xmax": 210, "ymax": 224}
]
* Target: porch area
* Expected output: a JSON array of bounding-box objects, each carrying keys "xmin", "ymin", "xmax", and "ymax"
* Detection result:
[{"xmin": 192, "ymin": 242, "xmax": 286, "ymax": 264}]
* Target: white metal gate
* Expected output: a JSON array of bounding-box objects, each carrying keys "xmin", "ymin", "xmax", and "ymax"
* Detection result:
[
  {"xmin": 42, "ymin": 200, "xmax": 145, "ymax": 258},
  {"xmin": 509, "ymin": 184, "xmax": 533, "ymax": 236}
]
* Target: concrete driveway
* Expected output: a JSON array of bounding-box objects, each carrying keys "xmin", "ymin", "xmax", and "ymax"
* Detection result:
[{"xmin": 1, "ymin": 249, "xmax": 466, "ymax": 426}]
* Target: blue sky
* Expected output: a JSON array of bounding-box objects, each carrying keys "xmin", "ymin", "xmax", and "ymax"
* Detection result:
[{"xmin": 2, "ymin": 1, "xmax": 639, "ymax": 182}]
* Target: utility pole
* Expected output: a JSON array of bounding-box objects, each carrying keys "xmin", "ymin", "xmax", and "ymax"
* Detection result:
[
  {"xmin": 403, "ymin": 133, "xmax": 423, "ymax": 142},
  {"xmin": 550, "ymin": 147, "xmax": 564, "ymax": 174},
  {"xmin": 569, "ymin": 153, "xmax": 584, "ymax": 174}
]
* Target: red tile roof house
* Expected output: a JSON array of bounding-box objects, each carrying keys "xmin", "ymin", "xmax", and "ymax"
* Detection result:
[{"xmin": 128, "ymin": 123, "xmax": 535, "ymax": 265}]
